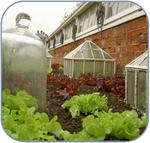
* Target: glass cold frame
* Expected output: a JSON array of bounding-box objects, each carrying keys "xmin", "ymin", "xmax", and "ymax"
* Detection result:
[{"xmin": 64, "ymin": 38, "xmax": 116, "ymax": 77}]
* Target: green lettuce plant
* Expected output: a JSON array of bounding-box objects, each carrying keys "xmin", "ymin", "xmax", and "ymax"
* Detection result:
[
  {"xmin": 61, "ymin": 110, "xmax": 148, "ymax": 141},
  {"xmin": 2, "ymin": 89, "xmax": 63, "ymax": 141},
  {"xmin": 62, "ymin": 92, "xmax": 108, "ymax": 117}
]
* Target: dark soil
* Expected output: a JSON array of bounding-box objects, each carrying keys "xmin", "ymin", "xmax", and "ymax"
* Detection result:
[
  {"xmin": 105, "ymin": 92, "xmax": 132, "ymax": 112},
  {"xmin": 47, "ymin": 95, "xmax": 83, "ymax": 133}
]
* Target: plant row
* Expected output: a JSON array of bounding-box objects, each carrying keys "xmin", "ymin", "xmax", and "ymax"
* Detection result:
[
  {"xmin": 62, "ymin": 110, "xmax": 147, "ymax": 141},
  {"xmin": 2, "ymin": 89, "xmax": 62, "ymax": 141},
  {"xmin": 2, "ymin": 89, "xmax": 147, "ymax": 141},
  {"xmin": 61, "ymin": 92, "xmax": 147, "ymax": 140},
  {"xmin": 47, "ymin": 71, "xmax": 125, "ymax": 99}
]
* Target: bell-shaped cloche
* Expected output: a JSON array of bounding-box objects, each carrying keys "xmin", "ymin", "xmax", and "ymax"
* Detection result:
[{"xmin": 2, "ymin": 13, "xmax": 47, "ymax": 111}]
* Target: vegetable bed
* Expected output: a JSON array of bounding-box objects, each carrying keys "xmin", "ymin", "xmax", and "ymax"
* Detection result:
[
  {"xmin": 46, "ymin": 70, "xmax": 147, "ymax": 141},
  {"xmin": 2, "ymin": 68, "xmax": 147, "ymax": 141},
  {"xmin": 47, "ymin": 92, "xmax": 143, "ymax": 133}
]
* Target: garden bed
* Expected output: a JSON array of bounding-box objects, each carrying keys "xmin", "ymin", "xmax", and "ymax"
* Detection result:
[
  {"xmin": 2, "ymin": 70, "xmax": 146, "ymax": 141},
  {"xmin": 47, "ymin": 92, "xmax": 134, "ymax": 134},
  {"xmin": 46, "ymin": 71, "xmax": 144, "ymax": 138}
]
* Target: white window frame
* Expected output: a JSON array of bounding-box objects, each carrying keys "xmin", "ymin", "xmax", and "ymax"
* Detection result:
[
  {"xmin": 64, "ymin": 24, "xmax": 73, "ymax": 40},
  {"xmin": 77, "ymin": 4, "xmax": 97, "ymax": 33},
  {"xmin": 104, "ymin": 4, "xmax": 140, "ymax": 25},
  {"xmin": 55, "ymin": 33, "xmax": 61, "ymax": 45},
  {"xmin": 49, "ymin": 39, "xmax": 53, "ymax": 49}
]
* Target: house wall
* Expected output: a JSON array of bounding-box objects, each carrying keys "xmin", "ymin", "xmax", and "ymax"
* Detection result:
[{"xmin": 50, "ymin": 16, "xmax": 148, "ymax": 74}]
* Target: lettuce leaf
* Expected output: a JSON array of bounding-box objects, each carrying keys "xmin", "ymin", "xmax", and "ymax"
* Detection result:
[{"xmin": 62, "ymin": 92, "xmax": 108, "ymax": 117}]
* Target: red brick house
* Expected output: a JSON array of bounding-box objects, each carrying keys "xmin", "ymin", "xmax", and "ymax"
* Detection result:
[{"xmin": 47, "ymin": 2, "xmax": 148, "ymax": 74}]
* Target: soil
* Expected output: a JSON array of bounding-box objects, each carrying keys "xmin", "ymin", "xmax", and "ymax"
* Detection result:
[
  {"xmin": 47, "ymin": 86, "xmax": 141, "ymax": 133},
  {"xmin": 47, "ymin": 95, "xmax": 83, "ymax": 133},
  {"xmin": 105, "ymin": 92, "xmax": 132, "ymax": 112}
]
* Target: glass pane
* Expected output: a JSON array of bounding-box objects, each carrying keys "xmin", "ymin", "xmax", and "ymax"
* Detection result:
[
  {"xmin": 65, "ymin": 60, "xmax": 69, "ymax": 75},
  {"xmin": 105, "ymin": 61, "xmax": 114, "ymax": 76},
  {"xmin": 83, "ymin": 49, "xmax": 93, "ymax": 58},
  {"xmin": 137, "ymin": 71, "xmax": 147, "ymax": 112},
  {"xmin": 140, "ymin": 58, "xmax": 148, "ymax": 67},
  {"xmin": 74, "ymin": 60, "xmax": 83, "ymax": 77},
  {"xmin": 81, "ymin": 42, "xmax": 89, "ymax": 49},
  {"xmin": 93, "ymin": 50, "xmax": 103, "ymax": 59},
  {"xmin": 64, "ymin": 60, "xmax": 67, "ymax": 75},
  {"xmin": 64, "ymin": 23, "xmax": 72, "ymax": 40},
  {"xmin": 127, "ymin": 70, "xmax": 135, "ymax": 106},
  {"xmin": 106, "ymin": 2, "xmax": 118, "ymax": 19},
  {"xmin": 90, "ymin": 43, "xmax": 99, "ymax": 50},
  {"xmin": 95, "ymin": 61, "xmax": 104, "ymax": 75},
  {"xmin": 56, "ymin": 33, "xmax": 61, "ymax": 44},
  {"xmin": 103, "ymin": 52, "xmax": 112, "ymax": 59},
  {"xmin": 117, "ymin": 2, "xmax": 130, "ymax": 13},
  {"xmin": 84, "ymin": 61, "xmax": 94, "ymax": 74},
  {"xmin": 88, "ymin": 5, "xmax": 97, "ymax": 28},
  {"xmin": 68, "ymin": 60, "xmax": 72, "ymax": 77},
  {"xmin": 74, "ymin": 50, "xmax": 83, "ymax": 58}
]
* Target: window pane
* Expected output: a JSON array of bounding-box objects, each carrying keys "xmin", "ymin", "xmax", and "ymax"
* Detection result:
[
  {"xmin": 127, "ymin": 70, "xmax": 135, "ymax": 106},
  {"xmin": 64, "ymin": 23, "xmax": 72, "ymax": 40},
  {"xmin": 137, "ymin": 71, "xmax": 147, "ymax": 112},
  {"xmin": 103, "ymin": 52, "xmax": 112, "ymax": 59},
  {"xmin": 74, "ymin": 60, "xmax": 83, "ymax": 77},
  {"xmin": 105, "ymin": 61, "xmax": 114, "ymax": 76},
  {"xmin": 93, "ymin": 50, "xmax": 103, "ymax": 59},
  {"xmin": 106, "ymin": 2, "xmax": 132, "ymax": 19},
  {"xmin": 77, "ymin": 4, "xmax": 97, "ymax": 33},
  {"xmin": 106, "ymin": 2, "xmax": 118, "ymax": 19},
  {"xmin": 95, "ymin": 61, "xmax": 104, "ymax": 75},
  {"xmin": 84, "ymin": 61, "xmax": 94, "ymax": 74},
  {"xmin": 74, "ymin": 50, "xmax": 83, "ymax": 58},
  {"xmin": 83, "ymin": 49, "xmax": 93, "ymax": 58},
  {"xmin": 117, "ymin": 2, "xmax": 130, "ymax": 13},
  {"xmin": 55, "ymin": 33, "xmax": 61, "ymax": 44},
  {"xmin": 140, "ymin": 58, "xmax": 148, "ymax": 67}
]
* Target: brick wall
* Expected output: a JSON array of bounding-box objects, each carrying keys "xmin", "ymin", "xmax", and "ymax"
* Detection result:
[{"xmin": 50, "ymin": 16, "xmax": 148, "ymax": 74}]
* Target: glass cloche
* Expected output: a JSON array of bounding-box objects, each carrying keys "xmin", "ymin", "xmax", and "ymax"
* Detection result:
[{"xmin": 2, "ymin": 13, "xmax": 47, "ymax": 112}]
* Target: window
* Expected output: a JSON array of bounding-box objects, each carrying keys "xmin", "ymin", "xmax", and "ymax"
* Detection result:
[
  {"xmin": 105, "ymin": 2, "xmax": 118, "ymax": 19},
  {"xmin": 55, "ymin": 33, "xmax": 61, "ymax": 44},
  {"xmin": 53, "ymin": 37, "xmax": 56, "ymax": 48},
  {"xmin": 49, "ymin": 39, "xmax": 53, "ymax": 49},
  {"xmin": 105, "ymin": 2, "xmax": 135, "ymax": 19},
  {"xmin": 47, "ymin": 40, "xmax": 50, "ymax": 49},
  {"xmin": 117, "ymin": 2, "xmax": 130, "ymax": 13},
  {"xmin": 64, "ymin": 23, "xmax": 72, "ymax": 40},
  {"xmin": 88, "ymin": 6, "xmax": 97, "ymax": 28},
  {"xmin": 77, "ymin": 4, "xmax": 97, "ymax": 33}
]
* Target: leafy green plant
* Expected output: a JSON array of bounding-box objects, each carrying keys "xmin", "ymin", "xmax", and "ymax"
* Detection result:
[
  {"xmin": 62, "ymin": 92, "xmax": 108, "ymax": 117},
  {"xmin": 83, "ymin": 110, "xmax": 147, "ymax": 140},
  {"xmin": 61, "ymin": 130, "xmax": 97, "ymax": 141},
  {"xmin": 47, "ymin": 67, "xmax": 52, "ymax": 74},
  {"xmin": 2, "ymin": 89, "xmax": 63, "ymax": 141},
  {"xmin": 61, "ymin": 110, "xmax": 148, "ymax": 141},
  {"xmin": 2, "ymin": 89, "xmax": 38, "ymax": 110}
]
